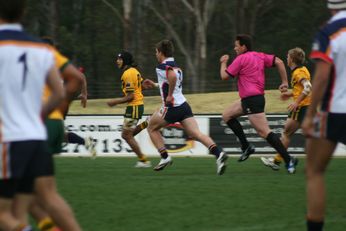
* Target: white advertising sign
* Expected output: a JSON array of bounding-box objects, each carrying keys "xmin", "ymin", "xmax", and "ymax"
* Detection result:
[
  {"xmin": 62, "ymin": 115, "xmax": 346, "ymax": 157},
  {"xmin": 62, "ymin": 115, "xmax": 209, "ymax": 157}
]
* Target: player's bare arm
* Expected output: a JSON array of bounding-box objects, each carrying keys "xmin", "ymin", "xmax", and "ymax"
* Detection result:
[
  {"xmin": 280, "ymin": 91, "xmax": 293, "ymax": 101},
  {"xmin": 166, "ymin": 69, "xmax": 176, "ymax": 106},
  {"xmin": 142, "ymin": 79, "xmax": 158, "ymax": 89},
  {"xmin": 107, "ymin": 92, "xmax": 134, "ymax": 107},
  {"xmin": 59, "ymin": 64, "xmax": 84, "ymax": 115},
  {"xmin": 275, "ymin": 57, "xmax": 289, "ymax": 92},
  {"xmin": 79, "ymin": 74, "xmax": 88, "ymax": 108},
  {"xmin": 302, "ymin": 60, "xmax": 332, "ymax": 136},
  {"xmin": 219, "ymin": 54, "xmax": 230, "ymax": 80},
  {"xmin": 42, "ymin": 66, "xmax": 65, "ymax": 118}
]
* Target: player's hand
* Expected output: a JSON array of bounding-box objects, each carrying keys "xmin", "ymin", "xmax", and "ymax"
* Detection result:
[
  {"xmin": 219, "ymin": 55, "xmax": 229, "ymax": 63},
  {"xmin": 280, "ymin": 91, "xmax": 291, "ymax": 101},
  {"xmin": 279, "ymin": 83, "xmax": 288, "ymax": 93},
  {"xmin": 142, "ymin": 79, "xmax": 157, "ymax": 89},
  {"xmin": 165, "ymin": 95, "xmax": 174, "ymax": 107},
  {"xmin": 107, "ymin": 100, "xmax": 116, "ymax": 107},
  {"xmin": 287, "ymin": 102, "xmax": 298, "ymax": 112},
  {"xmin": 79, "ymin": 94, "xmax": 87, "ymax": 108}
]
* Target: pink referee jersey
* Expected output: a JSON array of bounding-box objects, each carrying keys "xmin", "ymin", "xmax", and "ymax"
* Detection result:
[{"xmin": 226, "ymin": 51, "xmax": 275, "ymax": 99}]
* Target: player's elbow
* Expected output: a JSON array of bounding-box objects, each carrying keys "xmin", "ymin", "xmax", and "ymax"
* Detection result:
[
  {"xmin": 63, "ymin": 65, "xmax": 84, "ymax": 91},
  {"xmin": 126, "ymin": 93, "xmax": 135, "ymax": 102}
]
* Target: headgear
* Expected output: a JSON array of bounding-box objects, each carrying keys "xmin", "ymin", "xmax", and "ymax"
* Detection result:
[
  {"xmin": 328, "ymin": 0, "xmax": 346, "ymax": 10},
  {"xmin": 117, "ymin": 51, "xmax": 134, "ymax": 66}
]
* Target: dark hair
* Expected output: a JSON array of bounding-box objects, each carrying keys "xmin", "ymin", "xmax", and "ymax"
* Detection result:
[
  {"xmin": 156, "ymin": 39, "xmax": 174, "ymax": 57},
  {"xmin": 0, "ymin": 0, "xmax": 26, "ymax": 22},
  {"xmin": 236, "ymin": 34, "xmax": 252, "ymax": 51},
  {"xmin": 117, "ymin": 51, "xmax": 136, "ymax": 67}
]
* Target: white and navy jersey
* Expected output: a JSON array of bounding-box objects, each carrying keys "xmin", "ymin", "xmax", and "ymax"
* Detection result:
[
  {"xmin": 0, "ymin": 24, "xmax": 54, "ymax": 142},
  {"xmin": 310, "ymin": 10, "xmax": 346, "ymax": 113},
  {"xmin": 155, "ymin": 57, "xmax": 186, "ymax": 107}
]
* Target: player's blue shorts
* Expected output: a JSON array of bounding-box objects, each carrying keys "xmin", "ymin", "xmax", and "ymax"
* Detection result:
[{"xmin": 161, "ymin": 101, "xmax": 194, "ymax": 124}]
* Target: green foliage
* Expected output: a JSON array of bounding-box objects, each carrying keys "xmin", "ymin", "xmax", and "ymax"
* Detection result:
[
  {"xmin": 42, "ymin": 157, "xmax": 346, "ymax": 231},
  {"xmin": 24, "ymin": 0, "xmax": 330, "ymax": 98}
]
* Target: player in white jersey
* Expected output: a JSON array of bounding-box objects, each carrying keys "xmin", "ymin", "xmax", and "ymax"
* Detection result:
[
  {"xmin": 155, "ymin": 57, "xmax": 187, "ymax": 107},
  {"xmin": 0, "ymin": 1, "xmax": 82, "ymax": 231},
  {"xmin": 143, "ymin": 39, "xmax": 228, "ymax": 175},
  {"xmin": 302, "ymin": 1, "xmax": 346, "ymax": 230}
]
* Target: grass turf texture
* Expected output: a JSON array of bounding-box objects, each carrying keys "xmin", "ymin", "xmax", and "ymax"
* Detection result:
[{"xmin": 44, "ymin": 157, "xmax": 346, "ymax": 231}]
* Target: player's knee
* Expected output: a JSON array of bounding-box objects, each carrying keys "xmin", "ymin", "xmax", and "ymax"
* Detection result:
[
  {"xmin": 281, "ymin": 132, "xmax": 290, "ymax": 143},
  {"xmin": 222, "ymin": 113, "xmax": 233, "ymax": 122},
  {"xmin": 283, "ymin": 128, "xmax": 294, "ymax": 137},
  {"xmin": 257, "ymin": 130, "xmax": 270, "ymax": 138},
  {"xmin": 147, "ymin": 124, "xmax": 161, "ymax": 133},
  {"xmin": 188, "ymin": 132, "xmax": 199, "ymax": 140},
  {"xmin": 221, "ymin": 113, "xmax": 228, "ymax": 122},
  {"xmin": 0, "ymin": 210, "xmax": 11, "ymax": 226},
  {"xmin": 121, "ymin": 131, "xmax": 132, "ymax": 141}
]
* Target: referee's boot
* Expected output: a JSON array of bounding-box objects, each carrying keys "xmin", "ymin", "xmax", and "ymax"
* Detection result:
[{"xmin": 238, "ymin": 144, "xmax": 255, "ymax": 162}]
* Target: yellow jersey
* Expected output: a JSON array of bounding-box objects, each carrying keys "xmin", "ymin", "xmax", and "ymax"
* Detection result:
[
  {"xmin": 121, "ymin": 67, "xmax": 144, "ymax": 106},
  {"xmin": 42, "ymin": 48, "xmax": 69, "ymax": 119},
  {"xmin": 291, "ymin": 66, "xmax": 311, "ymax": 107}
]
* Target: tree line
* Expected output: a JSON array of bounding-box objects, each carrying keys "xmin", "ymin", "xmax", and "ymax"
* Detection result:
[{"xmin": 24, "ymin": 0, "xmax": 329, "ymax": 98}]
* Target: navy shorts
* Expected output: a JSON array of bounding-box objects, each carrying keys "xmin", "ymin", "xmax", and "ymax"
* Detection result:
[
  {"xmin": 0, "ymin": 140, "xmax": 54, "ymax": 198},
  {"xmin": 161, "ymin": 102, "xmax": 194, "ymax": 123},
  {"xmin": 312, "ymin": 112, "xmax": 346, "ymax": 144},
  {"xmin": 241, "ymin": 95, "xmax": 265, "ymax": 115}
]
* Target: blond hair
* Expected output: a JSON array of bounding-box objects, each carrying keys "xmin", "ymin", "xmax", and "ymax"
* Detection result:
[{"xmin": 288, "ymin": 47, "xmax": 305, "ymax": 66}]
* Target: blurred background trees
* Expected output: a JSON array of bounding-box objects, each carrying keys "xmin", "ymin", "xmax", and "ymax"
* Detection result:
[{"xmin": 24, "ymin": 0, "xmax": 329, "ymax": 98}]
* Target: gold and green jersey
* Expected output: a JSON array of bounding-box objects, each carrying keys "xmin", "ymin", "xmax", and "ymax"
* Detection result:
[
  {"xmin": 121, "ymin": 67, "xmax": 144, "ymax": 106},
  {"xmin": 43, "ymin": 48, "xmax": 69, "ymax": 120},
  {"xmin": 291, "ymin": 66, "xmax": 311, "ymax": 107}
]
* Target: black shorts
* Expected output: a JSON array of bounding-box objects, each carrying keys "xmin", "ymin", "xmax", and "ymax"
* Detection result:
[
  {"xmin": 161, "ymin": 102, "xmax": 194, "ymax": 124},
  {"xmin": 241, "ymin": 95, "xmax": 265, "ymax": 115},
  {"xmin": 0, "ymin": 140, "xmax": 54, "ymax": 198},
  {"xmin": 288, "ymin": 105, "xmax": 308, "ymax": 124},
  {"xmin": 313, "ymin": 112, "xmax": 346, "ymax": 144}
]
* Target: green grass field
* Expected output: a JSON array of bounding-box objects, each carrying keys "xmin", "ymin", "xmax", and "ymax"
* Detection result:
[
  {"xmin": 50, "ymin": 91, "xmax": 345, "ymax": 231},
  {"xmin": 47, "ymin": 157, "xmax": 346, "ymax": 231}
]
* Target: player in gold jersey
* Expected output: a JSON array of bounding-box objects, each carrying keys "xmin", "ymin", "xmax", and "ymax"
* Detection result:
[
  {"xmin": 107, "ymin": 51, "xmax": 151, "ymax": 168},
  {"xmin": 27, "ymin": 39, "xmax": 84, "ymax": 231},
  {"xmin": 261, "ymin": 47, "xmax": 311, "ymax": 170}
]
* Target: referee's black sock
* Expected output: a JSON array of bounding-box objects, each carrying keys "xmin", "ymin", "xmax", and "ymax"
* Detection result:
[
  {"xmin": 266, "ymin": 132, "xmax": 290, "ymax": 164},
  {"xmin": 67, "ymin": 132, "xmax": 85, "ymax": 145},
  {"xmin": 226, "ymin": 118, "xmax": 249, "ymax": 150},
  {"xmin": 307, "ymin": 219, "xmax": 324, "ymax": 231}
]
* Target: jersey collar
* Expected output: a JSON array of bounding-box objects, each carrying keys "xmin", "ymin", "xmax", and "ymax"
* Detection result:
[
  {"xmin": 159, "ymin": 57, "xmax": 176, "ymax": 68},
  {"xmin": 329, "ymin": 10, "xmax": 346, "ymax": 23},
  {"xmin": 0, "ymin": 23, "xmax": 23, "ymax": 31}
]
